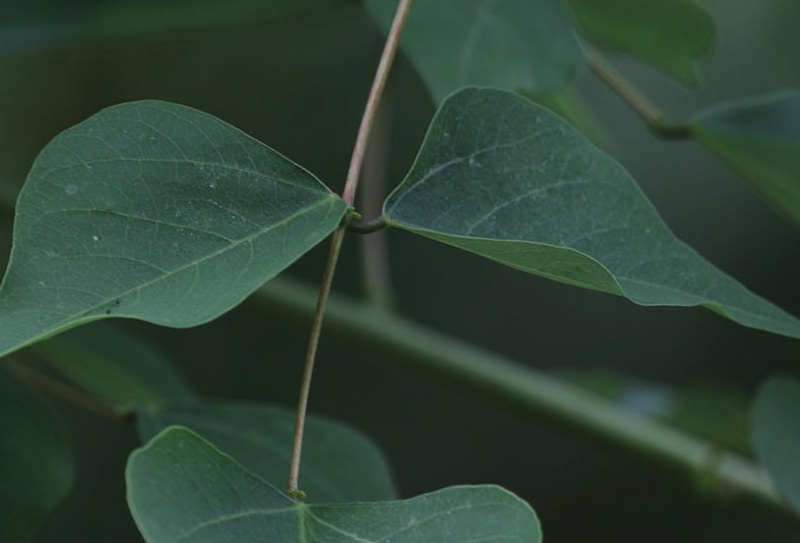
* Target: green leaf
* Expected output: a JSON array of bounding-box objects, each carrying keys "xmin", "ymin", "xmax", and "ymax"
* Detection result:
[
  {"xmin": 384, "ymin": 88, "xmax": 800, "ymax": 339},
  {"xmin": 752, "ymin": 377, "xmax": 800, "ymax": 516},
  {"xmin": 0, "ymin": 100, "xmax": 347, "ymax": 359},
  {"xmin": 1, "ymin": 0, "xmax": 351, "ymax": 54},
  {"xmin": 137, "ymin": 400, "xmax": 396, "ymax": 502},
  {"xmin": 127, "ymin": 426, "xmax": 541, "ymax": 543},
  {"xmin": 364, "ymin": 0, "xmax": 583, "ymax": 103},
  {"xmin": 0, "ymin": 367, "xmax": 74, "ymax": 542},
  {"xmin": 33, "ymin": 322, "xmax": 194, "ymax": 415},
  {"xmin": 561, "ymin": 0, "xmax": 714, "ymax": 83},
  {"xmin": 692, "ymin": 93, "xmax": 800, "ymax": 229}
]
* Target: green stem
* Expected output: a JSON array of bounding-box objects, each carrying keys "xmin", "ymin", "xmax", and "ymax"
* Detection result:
[
  {"xmin": 286, "ymin": 0, "xmax": 415, "ymax": 497},
  {"xmin": 3, "ymin": 358, "xmax": 122, "ymax": 421},
  {"xmin": 586, "ymin": 50, "xmax": 692, "ymax": 140},
  {"xmin": 256, "ymin": 276, "xmax": 786, "ymax": 513}
]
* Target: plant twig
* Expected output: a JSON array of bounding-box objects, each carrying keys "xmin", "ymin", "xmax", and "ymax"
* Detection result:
[
  {"xmin": 586, "ymin": 50, "xmax": 692, "ymax": 140},
  {"xmin": 341, "ymin": 0, "xmax": 413, "ymax": 206},
  {"xmin": 3, "ymin": 358, "xmax": 122, "ymax": 421},
  {"xmin": 260, "ymin": 277, "xmax": 786, "ymax": 513},
  {"xmin": 286, "ymin": 0, "xmax": 415, "ymax": 497}
]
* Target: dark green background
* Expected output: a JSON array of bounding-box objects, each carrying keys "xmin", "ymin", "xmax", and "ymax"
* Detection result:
[{"xmin": 1, "ymin": 0, "xmax": 799, "ymax": 540}]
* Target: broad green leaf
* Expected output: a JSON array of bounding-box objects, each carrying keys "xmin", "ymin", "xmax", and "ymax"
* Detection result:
[
  {"xmin": 127, "ymin": 426, "xmax": 541, "ymax": 543},
  {"xmin": 1, "ymin": 0, "xmax": 351, "ymax": 54},
  {"xmin": 523, "ymin": 88, "xmax": 609, "ymax": 147},
  {"xmin": 752, "ymin": 377, "xmax": 800, "ymax": 516},
  {"xmin": 0, "ymin": 367, "xmax": 74, "ymax": 542},
  {"xmin": 364, "ymin": 0, "xmax": 583, "ymax": 103},
  {"xmin": 137, "ymin": 400, "xmax": 396, "ymax": 502},
  {"xmin": 0, "ymin": 100, "xmax": 347, "ymax": 359},
  {"xmin": 562, "ymin": 370, "xmax": 750, "ymax": 454},
  {"xmin": 33, "ymin": 322, "xmax": 194, "ymax": 415},
  {"xmin": 692, "ymin": 93, "xmax": 800, "ymax": 229},
  {"xmin": 561, "ymin": 0, "xmax": 714, "ymax": 83},
  {"xmin": 384, "ymin": 88, "xmax": 800, "ymax": 339}
]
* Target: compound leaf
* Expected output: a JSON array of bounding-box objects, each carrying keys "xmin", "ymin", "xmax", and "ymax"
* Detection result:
[
  {"xmin": 33, "ymin": 322, "xmax": 194, "ymax": 415},
  {"xmin": 137, "ymin": 400, "xmax": 396, "ymax": 502},
  {"xmin": 692, "ymin": 93, "xmax": 800, "ymax": 229},
  {"xmin": 127, "ymin": 427, "xmax": 541, "ymax": 543},
  {"xmin": 384, "ymin": 88, "xmax": 800, "ymax": 339},
  {"xmin": 752, "ymin": 377, "xmax": 800, "ymax": 516},
  {"xmin": 562, "ymin": 0, "xmax": 714, "ymax": 83},
  {"xmin": 0, "ymin": 367, "xmax": 74, "ymax": 542},
  {"xmin": 0, "ymin": 100, "xmax": 346, "ymax": 359},
  {"xmin": 364, "ymin": 0, "xmax": 583, "ymax": 103}
]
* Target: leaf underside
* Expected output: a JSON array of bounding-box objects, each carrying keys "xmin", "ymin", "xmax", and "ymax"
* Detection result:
[
  {"xmin": 752, "ymin": 377, "xmax": 800, "ymax": 516},
  {"xmin": 692, "ymin": 93, "xmax": 800, "ymax": 229},
  {"xmin": 364, "ymin": 0, "xmax": 583, "ymax": 103},
  {"xmin": 384, "ymin": 88, "xmax": 800, "ymax": 340},
  {"xmin": 127, "ymin": 427, "xmax": 541, "ymax": 543},
  {"xmin": 0, "ymin": 100, "xmax": 346, "ymax": 359},
  {"xmin": 33, "ymin": 321, "xmax": 194, "ymax": 414},
  {"xmin": 137, "ymin": 400, "xmax": 397, "ymax": 503},
  {"xmin": 0, "ymin": 368, "xmax": 74, "ymax": 543}
]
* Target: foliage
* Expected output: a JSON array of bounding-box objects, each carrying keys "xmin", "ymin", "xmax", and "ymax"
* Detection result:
[{"xmin": 0, "ymin": 0, "xmax": 799, "ymax": 542}]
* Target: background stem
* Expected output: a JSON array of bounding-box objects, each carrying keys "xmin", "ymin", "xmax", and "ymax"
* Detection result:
[
  {"xmin": 257, "ymin": 277, "xmax": 786, "ymax": 513},
  {"xmin": 359, "ymin": 96, "xmax": 394, "ymax": 311},
  {"xmin": 586, "ymin": 50, "xmax": 692, "ymax": 140}
]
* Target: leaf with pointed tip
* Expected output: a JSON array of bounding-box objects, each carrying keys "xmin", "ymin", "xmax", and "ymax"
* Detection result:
[
  {"xmin": 33, "ymin": 322, "xmax": 194, "ymax": 415},
  {"xmin": 127, "ymin": 427, "xmax": 541, "ymax": 543},
  {"xmin": 0, "ymin": 368, "xmax": 74, "ymax": 542},
  {"xmin": 384, "ymin": 88, "xmax": 800, "ymax": 339},
  {"xmin": 0, "ymin": 100, "xmax": 347, "ymax": 360},
  {"xmin": 752, "ymin": 377, "xmax": 800, "ymax": 516},
  {"xmin": 561, "ymin": 0, "xmax": 714, "ymax": 83},
  {"xmin": 364, "ymin": 0, "xmax": 583, "ymax": 103},
  {"xmin": 137, "ymin": 400, "xmax": 396, "ymax": 502},
  {"xmin": 692, "ymin": 93, "xmax": 800, "ymax": 229}
]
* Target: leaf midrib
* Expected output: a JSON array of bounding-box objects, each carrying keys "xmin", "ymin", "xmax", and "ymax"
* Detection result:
[{"xmin": 0, "ymin": 195, "xmax": 342, "ymax": 357}]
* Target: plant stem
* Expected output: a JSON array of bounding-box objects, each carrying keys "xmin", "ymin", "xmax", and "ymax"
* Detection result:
[
  {"xmin": 341, "ymin": 0, "xmax": 413, "ymax": 206},
  {"xmin": 287, "ymin": 226, "xmax": 345, "ymax": 497},
  {"xmin": 3, "ymin": 358, "xmax": 122, "ymax": 421},
  {"xmin": 259, "ymin": 277, "xmax": 786, "ymax": 513},
  {"xmin": 586, "ymin": 50, "xmax": 692, "ymax": 140},
  {"xmin": 286, "ymin": 0, "xmax": 415, "ymax": 497}
]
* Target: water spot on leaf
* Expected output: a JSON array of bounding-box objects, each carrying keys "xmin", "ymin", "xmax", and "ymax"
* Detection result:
[
  {"xmin": 65, "ymin": 184, "xmax": 78, "ymax": 195},
  {"xmin": 91, "ymin": 235, "xmax": 100, "ymax": 242}
]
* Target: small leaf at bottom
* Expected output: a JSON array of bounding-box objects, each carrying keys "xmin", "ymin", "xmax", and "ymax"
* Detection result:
[{"xmin": 127, "ymin": 426, "xmax": 541, "ymax": 543}]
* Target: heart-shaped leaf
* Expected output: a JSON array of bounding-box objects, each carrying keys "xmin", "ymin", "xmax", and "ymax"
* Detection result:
[
  {"xmin": 752, "ymin": 377, "xmax": 800, "ymax": 516},
  {"xmin": 364, "ymin": 0, "xmax": 583, "ymax": 103},
  {"xmin": 137, "ymin": 400, "xmax": 397, "ymax": 502},
  {"xmin": 384, "ymin": 88, "xmax": 800, "ymax": 339},
  {"xmin": 0, "ymin": 367, "xmax": 74, "ymax": 542},
  {"xmin": 33, "ymin": 322, "xmax": 194, "ymax": 415},
  {"xmin": 0, "ymin": 100, "xmax": 347, "ymax": 359},
  {"xmin": 562, "ymin": 0, "xmax": 714, "ymax": 83},
  {"xmin": 692, "ymin": 93, "xmax": 800, "ymax": 228},
  {"xmin": 127, "ymin": 426, "xmax": 541, "ymax": 543}
]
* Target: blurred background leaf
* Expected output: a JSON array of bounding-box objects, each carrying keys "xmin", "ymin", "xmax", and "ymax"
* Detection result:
[{"xmin": 0, "ymin": 367, "xmax": 74, "ymax": 543}]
